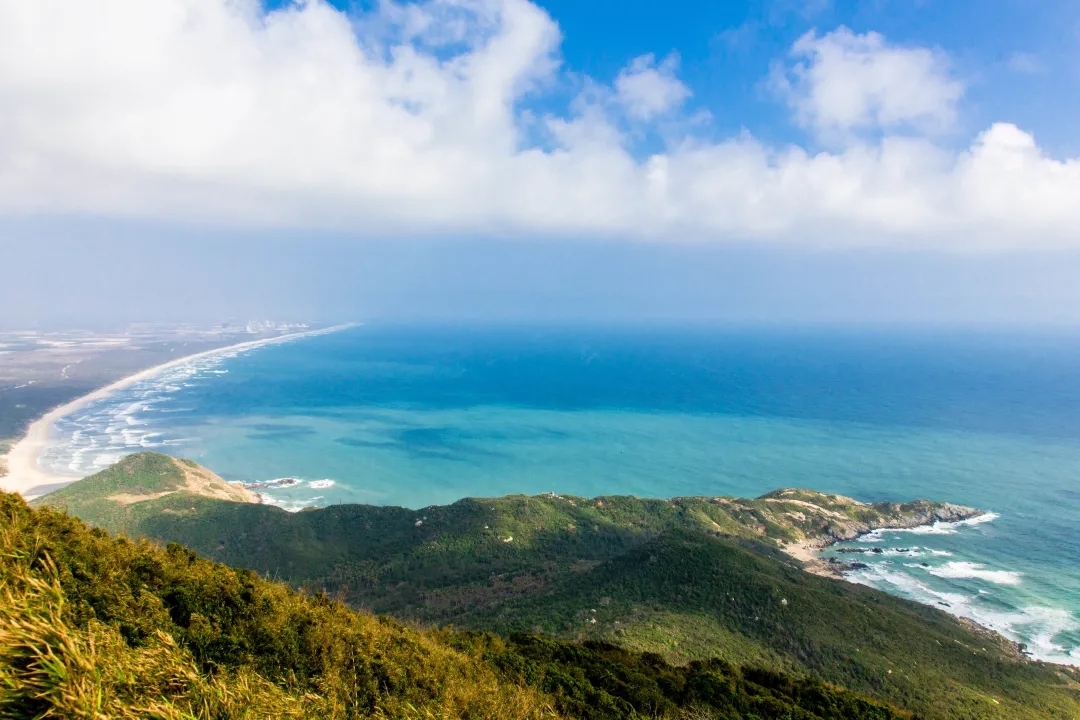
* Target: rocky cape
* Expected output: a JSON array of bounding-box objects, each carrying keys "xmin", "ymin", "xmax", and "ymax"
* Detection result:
[{"xmin": 757, "ymin": 489, "xmax": 984, "ymax": 577}]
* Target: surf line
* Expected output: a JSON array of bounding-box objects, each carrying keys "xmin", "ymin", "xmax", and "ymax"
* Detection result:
[{"xmin": 1, "ymin": 323, "xmax": 358, "ymax": 498}]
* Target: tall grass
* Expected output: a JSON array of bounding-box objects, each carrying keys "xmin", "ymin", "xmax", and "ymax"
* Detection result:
[
  {"xmin": 0, "ymin": 493, "xmax": 561, "ymax": 720},
  {"xmin": 0, "ymin": 492, "xmax": 910, "ymax": 719}
]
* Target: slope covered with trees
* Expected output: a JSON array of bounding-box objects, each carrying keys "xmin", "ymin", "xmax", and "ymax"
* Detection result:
[
  {"xmin": 30, "ymin": 453, "xmax": 1080, "ymax": 718},
  {"xmin": 1, "ymin": 491, "xmax": 906, "ymax": 719}
]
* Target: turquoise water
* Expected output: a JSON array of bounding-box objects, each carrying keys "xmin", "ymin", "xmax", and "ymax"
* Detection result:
[{"xmin": 40, "ymin": 325, "xmax": 1080, "ymax": 663}]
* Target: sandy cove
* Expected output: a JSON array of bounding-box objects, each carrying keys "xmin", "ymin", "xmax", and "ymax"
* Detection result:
[
  {"xmin": 779, "ymin": 501, "xmax": 984, "ymax": 578},
  {"xmin": 0, "ymin": 324, "xmax": 356, "ymax": 498},
  {"xmin": 782, "ymin": 539, "xmax": 851, "ymax": 578}
]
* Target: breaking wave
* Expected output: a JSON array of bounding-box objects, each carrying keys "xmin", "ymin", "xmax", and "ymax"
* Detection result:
[{"xmin": 923, "ymin": 561, "xmax": 1023, "ymax": 586}]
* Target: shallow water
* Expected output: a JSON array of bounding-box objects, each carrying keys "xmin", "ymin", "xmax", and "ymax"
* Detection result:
[{"xmin": 40, "ymin": 324, "xmax": 1080, "ymax": 663}]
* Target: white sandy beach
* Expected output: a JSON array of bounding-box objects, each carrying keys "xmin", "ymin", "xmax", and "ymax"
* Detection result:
[{"xmin": 0, "ymin": 324, "xmax": 355, "ymax": 498}]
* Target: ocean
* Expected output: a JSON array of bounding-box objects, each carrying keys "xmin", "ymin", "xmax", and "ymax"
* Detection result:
[{"xmin": 39, "ymin": 324, "xmax": 1080, "ymax": 664}]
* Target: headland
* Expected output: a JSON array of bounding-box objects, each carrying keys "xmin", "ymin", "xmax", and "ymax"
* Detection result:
[{"xmin": 771, "ymin": 491, "xmax": 985, "ymax": 577}]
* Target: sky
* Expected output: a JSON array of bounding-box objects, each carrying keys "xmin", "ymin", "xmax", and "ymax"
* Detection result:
[{"xmin": 1, "ymin": 0, "xmax": 1080, "ymax": 327}]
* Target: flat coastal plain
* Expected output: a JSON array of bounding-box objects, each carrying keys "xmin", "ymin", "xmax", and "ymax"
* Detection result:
[{"xmin": 0, "ymin": 323, "xmax": 327, "ymax": 497}]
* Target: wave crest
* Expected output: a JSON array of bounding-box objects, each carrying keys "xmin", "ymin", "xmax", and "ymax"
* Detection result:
[{"xmin": 923, "ymin": 561, "xmax": 1023, "ymax": 586}]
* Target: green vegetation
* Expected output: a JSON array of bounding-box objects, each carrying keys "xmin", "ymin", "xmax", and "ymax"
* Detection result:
[
  {"xmin": 1, "ymin": 491, "xmax": 906, "ymax": 719},
  {"xmin": 32, "ymin": 453, "xmax": 1080, "ymax": 718},
  {"xmin": 452, "ymin": 633, "xmax": 903, "ymax": 720},
  {"xmin": 29, "ymin": 451, "xmax": 254, "ymax": 528}
]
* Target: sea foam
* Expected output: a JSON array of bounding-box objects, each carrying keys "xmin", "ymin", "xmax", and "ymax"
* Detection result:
[
  {"xmin": 39, "ymin": 327, "xmax": 349, "ymax": 478},
  {"xmin": 847, "ymin": 564, "xmax": 1078, "ymax": 664},
  {"xmin": 857, "ymin": 512, "xmax": 1000, "ymax": 542},
  {"xmin": 260, "ymin": 495, "xmax": 325, "ymax": 512},
  {"xmin": 922, "ymin": 561, "xmax": 1023, "ymax": 586}
]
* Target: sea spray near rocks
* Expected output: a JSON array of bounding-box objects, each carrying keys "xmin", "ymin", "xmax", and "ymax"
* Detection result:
[{"xmin": 829, "ymin": 513, "xmax": 1079, "ymax": 663}]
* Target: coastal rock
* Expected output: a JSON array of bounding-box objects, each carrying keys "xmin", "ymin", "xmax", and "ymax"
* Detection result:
[
  {"xmin": 745, "ymin": 489, "xmax": 983, "ymax": 579},
  {"xmin": 760, "ymin": 491, "xmax": 982, "ymax": 549},
  {"xmin": 817, "ymin": 500, "xmax": 982, "ymax": 543}
]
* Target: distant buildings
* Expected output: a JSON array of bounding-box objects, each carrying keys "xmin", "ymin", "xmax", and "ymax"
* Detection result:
[{"xmin": 245, "ymin": 320, "xmax": 310, "ymax": 334}]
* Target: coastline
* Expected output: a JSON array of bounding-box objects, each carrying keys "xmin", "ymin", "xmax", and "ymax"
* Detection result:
[
  {"xmin": 780, "ymin": 504, "xmax": 987, "ymax": 579},
  {"xmin": 0, "ymin": 324, "xmax": 357, "ymax": 498},
  {"xmin": 783, "ymin": 537, "xmax": 867, "ymax": 579},
  {"xmin": 781, "ymin": 510, "xmax": 1043, "ymax": 663}
]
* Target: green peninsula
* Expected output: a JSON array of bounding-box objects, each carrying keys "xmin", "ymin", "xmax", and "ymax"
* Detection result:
[{"xmin": 24, "ymin": 453, "xmax": 1080, "ymax": 719}]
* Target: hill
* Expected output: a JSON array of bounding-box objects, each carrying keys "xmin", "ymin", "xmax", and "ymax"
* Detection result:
[
  {"xmin": 32, "ymin": 452, "xmax": 254, "ymax": 522},
  {"xmin": 34, "ymin": 453, "xmax": 1080, "ymax": 719},
  {"xmin": 1, "ymin": 490, "xmax": 907, "ymax": 719}
]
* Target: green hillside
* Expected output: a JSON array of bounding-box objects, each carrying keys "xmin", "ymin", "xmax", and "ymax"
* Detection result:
[
  {"xmin": 30, "ymin": 451, "xmax": 255, "ymax": 528},
  {"xmin": 33, "ymin": 453, "xmax": 1080, "ymax": 719},
  {"xmin": 1, "ymin": 491, "xmax": 906, "ymax": 719}
]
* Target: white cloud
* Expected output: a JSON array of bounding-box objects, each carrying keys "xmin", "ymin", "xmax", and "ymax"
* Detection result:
[
  {"xmin": 0, "ymin": 0, "xmax": 1078, "ymax": 249},
  {"xmin": 1004, "ymin": 51, "xmax": 1046, "ymax": 75},
  {"xmin": 613, "ymin": 54, "xmax": 691, "ymax": 121},
  {"xmin": 774, "ymin": 27, "xmax": 964, "ymax": 137}
]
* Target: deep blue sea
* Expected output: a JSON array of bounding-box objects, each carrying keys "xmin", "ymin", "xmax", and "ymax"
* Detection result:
[{"xmin": 40, "ymin": 325, "xmax": 1080, "ymax": 663}]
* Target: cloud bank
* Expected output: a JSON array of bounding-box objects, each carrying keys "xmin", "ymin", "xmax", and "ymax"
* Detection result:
[
  {"xmin": 774, "ymin": 28, "xmax": 964, "ymax": 138},
  {"xmin": 1, "ymin": 0, "xmax": 1078, "ymax": 249}
]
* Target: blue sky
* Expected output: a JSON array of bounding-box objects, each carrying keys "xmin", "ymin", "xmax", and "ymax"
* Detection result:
[
  {"xmin": 540, "ymin": 0, "xmax": 1080, "ymax": 155},
  {"xmin": 1, "ymin": 0, "xmax": 1079, "ymax": 326},
  {"xmin": 613, "ymin": 0, "xmax": 1077, "ymax": 153},
  {"xmin": 321, "ymin": 0, "xmax": 1080, "ymax": 154}
]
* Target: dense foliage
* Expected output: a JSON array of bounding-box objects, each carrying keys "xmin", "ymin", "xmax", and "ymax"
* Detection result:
[
  {"xmin": 451, "ymin": 633, "xmax": 902, "ymax": 720},
  {"xmin": 1, "ymin": 491, "xmax": 909, "ymax": 719},
  {"xmin": 32, "ymin": 453, "xmax": 1080, "ymax": 718}
]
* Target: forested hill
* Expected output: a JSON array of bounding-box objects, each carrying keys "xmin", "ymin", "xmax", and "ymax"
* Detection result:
[
  {"xmin": 30, "ymin": 452, "xmax": 1080, "ymax": 719},
  {"xmin": 2, "ymin": 490, "xmax": 905, "ymax": 719}
]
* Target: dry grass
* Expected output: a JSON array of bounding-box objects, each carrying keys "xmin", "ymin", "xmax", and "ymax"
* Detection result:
[
  {"xmin": 0, "ymin": 490, "xmax": 919, "ymax": 720},
  {"xmin": 0, "ymin": 558, "xmax": 318, "ymax": 719},
  {"xmin": 0, "ymin": 494, "xmax": 562, "ymax": 720}
]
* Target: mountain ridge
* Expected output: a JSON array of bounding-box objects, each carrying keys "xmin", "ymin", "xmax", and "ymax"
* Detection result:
[
  {"xmin": 35, "ymin": 453, "xmax": 983, "ymax": 564},
  {"xmin": 30, "ymin": 453, "xmax": 1080, "ymax": 719},
  {"xmin": 5, "ymin": 490, "xmax": 911, "ymax": 719}
]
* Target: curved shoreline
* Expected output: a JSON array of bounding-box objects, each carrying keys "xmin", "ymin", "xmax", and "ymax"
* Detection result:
[
  {"xmin": 782, "ymin": 505, "xmax": 987, "ymax": 578},
  {"xmin": 0, "ymin": 323, "xmax": 357, "ymax": 498},
  {"xmin": 781, "ymin": 512, "xmax": 1059, "ymax": 664}
]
